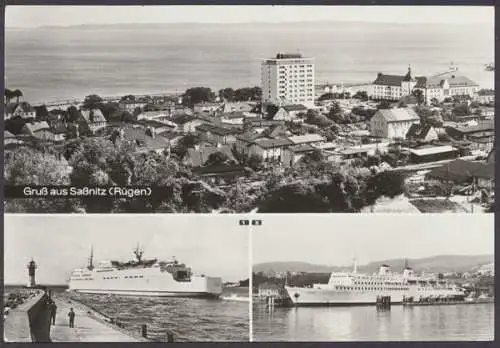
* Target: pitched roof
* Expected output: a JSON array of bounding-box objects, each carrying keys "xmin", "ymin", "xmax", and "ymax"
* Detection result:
[
  {"xmin": 121, "ymin": 126, "xmax": 170, "ymax": 151},
  {"xmin": 81, "ymin": 108, "xmax": 106, "ymax": 123},
  {"xmin": 289, "ymin": 144, "xmax": 316, "ymax": 153},
  {"xmin": 136, "ymin": 119, "xmax": 175, "ymax": 129},
  {"xmin": 171, "ymin": 114, "xmax": 196, "ymax": 125},
  {"xmin": 406, "ymin": 124, "xmax": 434, "ymax": 139},
  {"xmin": 288, "ymin": 134, "xmax": 326, "ymax": 144},
  {"xmin": 252, "ymin": 137, "xmax": 293, "ymax": 149},
  {"xmin": 427, "ymin": 159, "xmax": 494, "ymax": 182},
  {"xmin": 24, "ymin": 121, "xmax": 51, "ymax": 133},
  {"xmin": 374, "ymin": 108, "xmax": 420, "ymax": 123},
  {"xmin": 415, "ymin": 72, "xmax": 479, "ymax": 89},
  {"xmin": 220, "ymin": 111, "xmax": 247, "ymax": 119},
  {"xmin": 282, "ymin": 104, "xmax": 308, "ymax": 112},
  {"xmin": 448, "ymin": 120, "xmax": 494, "ymax": 134},
  {"xmin": 409, "ymin": 145, "xmax": 458, "ymax": 156},
  {"xmin": 235, "ymin": 132, "xmax": 262, "ymax": 143},
  {"xmin": 195, "ymin": 123, "xmax": 234, "ymax": 136},
  {"xmin": 4, "ymin": 130, "xmax": 16, "ymax": 138},
  {"xmin": 218, "ymin": 102, "xmax": 254, "ymax": 113},
  {"xmin": 185, "ymin": 145, "xmax": 236, "ymax": 167},
  {"xmin": 373, "ymin": 73, "xmax": 406, "ymax": 87}
]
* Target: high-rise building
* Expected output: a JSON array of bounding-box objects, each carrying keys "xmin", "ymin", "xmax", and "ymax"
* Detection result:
[{"xmin": 261, "ymin": 53, "xmax": 315, "ymax": 108}]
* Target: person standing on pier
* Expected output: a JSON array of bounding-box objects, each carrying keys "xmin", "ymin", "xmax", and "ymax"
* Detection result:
[
  {"xmin": 50, "ymin": 301, "xmax": 57, "ymax": 325},
  {"xmin": 68, "ymin": 308, "xmax": 75, "ymax": 328}
]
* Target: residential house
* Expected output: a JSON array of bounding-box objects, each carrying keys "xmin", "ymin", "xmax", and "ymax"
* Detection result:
[
  {"xmin": 219, "ymin": 111, "xmax": 247, "ymax": 125},
  {"xmin": 158, "ymin": 132, "xmax": 184, "ymax": 147},
  {"xmin": 5, "ymin": 102, "xmax": 36, "ymax": 120},
  {"xmin": 248, "ymin": 137, "xmax": 293, "ymax": 164},
  {"xmin": 117, "ymin": 125, "xmax": 170, "ymax": 156},
  {"xmin": 119, "ymin": 100, "xmax": 148, "ymax": 113},
  {"xmin": 287, "ymin": 133, "xmax": 326, "ymax": 146},
  {"xmin": 235, "ymin": 132, "xmax": 263, "ymax": 155},
  {"xmin": 80, "ymin": 108, "xmax": 107, "ymax": 134},
  {"xmin": 184, "ymin": 144, "xmax": 237, "ymax": 168},
  {"xmin": 216, "ymin": 102, "xmax": 255, "ymax": 115},
  {"xmin": 135, "ymin": 119, "xmax": 175, "ymax": 134},
  {"xmin": 172, "ymin": 114, "xmax": 206, "ymax": 134},
  {"xmin": 475, "ymin": 89, "xmax": 495, "ymax": 104},
  {"xmin": 196, "ymin": 124, "xmax": 237, "ymax": 145},
  {"xmin": 273, "ymin": 104, "xmax": 308, "ymax": 122},
  {"xmin": 21, "ymin": 121, "xmax": 54, "ymax": 140},
  {"xmin": 48, "ymin": 119, "xmax": 68, "ymax": 142},
  {"xmin": 370, "ymin": 108, "xmax": 420, "ymax": 139},
  {"xmin": 137, "ymin": 110, "xmax": 170, "ymax": 122},
  {"xmin": 244, "ymin": 118, "xmax": 284, "ymax": 133},
  {"xmin": 193, "ymin": 102, "xmax": 222, "ymax": 115},
  {"xmin": 282, "ymin": 144, "xmax": 317, "ymax": 166},
  {"xmin": 406, "ymin": 124, "xmax": 439, "ymax": 142}
]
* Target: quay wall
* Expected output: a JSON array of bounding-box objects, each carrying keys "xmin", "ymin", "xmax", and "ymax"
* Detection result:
[{"xmin": 4, "ymin": 291, "xmax": 52, "ymax": 342}]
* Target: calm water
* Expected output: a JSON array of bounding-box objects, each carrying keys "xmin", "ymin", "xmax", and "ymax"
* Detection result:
[
  {"xmin": 253, "ymin": 304, "xmax": 494, "ymax": 341},
  {"xmin": 63, "ymin": 287, "xmax": 249, "ymax": 342},
  {"xmin": 5, "ymin": 22, "xmax": 494, "ymax": 104}
]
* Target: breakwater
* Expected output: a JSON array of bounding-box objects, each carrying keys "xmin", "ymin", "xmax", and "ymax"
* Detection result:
[{"xmin": 4, "ymin": 289, "xmax": 52, "ymax": 342}]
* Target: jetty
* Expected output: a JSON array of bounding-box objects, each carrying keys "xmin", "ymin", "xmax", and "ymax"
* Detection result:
[{"xmin": 50, "ymin": 296, "xmax": 142, "ymax": 342}]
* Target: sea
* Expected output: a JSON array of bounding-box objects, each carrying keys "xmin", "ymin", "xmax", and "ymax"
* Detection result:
[
  {"xmin": 4, "ymin": 22, "xmax": 494, "ymax": 105},
  {"xmin": 252, "ymin": 303, "xmax": 494, "ymax": 341},
  {"xmin": 4, "ymin": 285, "xmax": 249, "ymax": 342}
]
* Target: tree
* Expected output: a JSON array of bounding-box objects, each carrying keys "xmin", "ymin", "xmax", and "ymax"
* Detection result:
[
  {"xmin": 4, "ymin": 88, "xmax": 14, "ymax": 103},
  {"xmin": 326, "ymin": 102, "xmax": 344, "ymax": 123},
  {"xmin": 247, "ymin": 154, "xmax": 264, "ymax": 171},
  {"xmin": 82, "ymin": 94, "xmax": 104, "ymax": 110},
  {"xmin": 99, "ymin": 102, "xmax": 120, "ymax": 121},
  {"xmin": 318, "ymin": 93, "xmax": 334, "ymax": 101},
  {"xmin": 218, "ymin": 88, "xmax": 235, "ymax": 102},
  {"xmin": 12, "ymin": 89, "xmax": 23, "ymax": 103},
  {"xmin": 5, "ymin": 116, "xmax": 29, "ymax": 135},
  {"xmin": 411, "ymin": 89, "xmax": 425, "ymax": 105},
  {"xmin": 377, "ymin": 100, "xmax": 392, "ymax": 110},
  {"xmin": 258, "ymin": 182, "xmax": 331, "ymax": 213},
  {"xmin": 353, "ymin": 91, "xmax": 369, "ymax": 101},
  {"xmin": 182, "ymin": 87, "xmax": 215, "ymax": 107},
  {"xmin": 34, "ymin": 105, "xmax": 49, "ymax": 121},
  {"xmin": 204, "ymin": 151, "xmax": 233, "ymax": 166},
  {"xmin": 172, "ymin": 134, "xmax": 201, "ymax": 159},
  {"xmin": 120, "ymin": 95, "xmax": 136, "ymax": 102},
  {"xmin": 265, "ymin": 104, "xmax": 279, "ymax": 119},
  {"xmin": 452, "ymin": 103, "xmax": 471, "ymax": 118},
  {"xmin": 233, "ymin": 87, "xmax": 262, "ymax": 101},
  {"xmin": 365, "ymin": 171, "xmax": 405, "ymax": 205},
  {"xmin": 300, "ymin": 149, "xmax": 324, "ymax": 164}
]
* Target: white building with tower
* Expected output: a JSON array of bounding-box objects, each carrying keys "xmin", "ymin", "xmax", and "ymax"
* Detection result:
[{"xmin": 261, "ymin": 53, "xmax": 315, "ymax": 108}]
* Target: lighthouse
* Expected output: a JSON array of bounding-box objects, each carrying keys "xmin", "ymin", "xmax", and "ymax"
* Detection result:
[{"xmin": 27, "ymin": 258, "xmax": 37, "ymax": 288}]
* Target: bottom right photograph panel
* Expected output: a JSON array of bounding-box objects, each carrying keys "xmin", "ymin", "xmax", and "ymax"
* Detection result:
[{"xmin": 251, "ymin": 214, "xmax": 494, "ymax": 341}]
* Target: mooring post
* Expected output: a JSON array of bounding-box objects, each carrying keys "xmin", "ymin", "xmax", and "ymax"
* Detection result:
[
  {"xmin": 141, "ymin": 324, "xmax": 147, "ymax": 338},
  {"xmin": 167, "ymin": 330, "xmax": 174, "ymax": 342}
]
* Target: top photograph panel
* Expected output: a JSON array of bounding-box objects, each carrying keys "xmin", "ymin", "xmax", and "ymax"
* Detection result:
[{"xmin": 3, "ymin": 5, "xmax": 495, "ymax": 214}]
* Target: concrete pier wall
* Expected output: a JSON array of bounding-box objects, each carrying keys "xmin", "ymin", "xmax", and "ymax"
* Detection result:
[{"xmin": 4, "ymin": 291, "xmax": 52, "ymax": 342}]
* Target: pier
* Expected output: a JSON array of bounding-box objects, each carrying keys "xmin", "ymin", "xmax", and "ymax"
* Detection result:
[{"xmin": 50, "ymin": 296, "xmax": 143, "ymax": 342}]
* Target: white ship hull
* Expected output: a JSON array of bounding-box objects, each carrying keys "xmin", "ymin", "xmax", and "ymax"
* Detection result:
[
  {"xmin": 285, "ymin": 286, "xmax": 407, "ymax": 306},
  {"xmin": 285, "ymin": 286, "xmax": 464, "ymax": 306},
  {"xmin": 69, "ymin": 267, "xmax": 223, "ymax": 298}
]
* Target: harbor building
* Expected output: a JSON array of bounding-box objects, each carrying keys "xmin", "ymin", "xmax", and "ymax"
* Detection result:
[
  {"xmin": 371, "ymin": 66, "xmax": 480, "ymax": 104},
  {"xmin": 261, "ymin": 53, "xmax": 315, "ymax": 108}
]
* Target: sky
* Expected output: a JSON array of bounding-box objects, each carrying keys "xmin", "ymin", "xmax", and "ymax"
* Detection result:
[
  {"xmin": 4, "ymin": 215, "xmax": 249, "ymax": 285},
  {"xmin": 253, "ymin": 214, "xmax": 494, "ymax": 267},
  {"xmin": 5, "ymin": 5, "xmax": 494, "ymax": 28}
]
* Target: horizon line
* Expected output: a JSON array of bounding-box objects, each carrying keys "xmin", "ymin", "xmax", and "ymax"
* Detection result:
[{"xmin": 5, "ymin": 19, "xmax": 493, "ymax": 30}]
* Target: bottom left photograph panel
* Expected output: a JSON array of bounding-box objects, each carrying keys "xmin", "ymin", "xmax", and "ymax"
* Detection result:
[{"xmin": 3, "ymin": 215, "xmax": 250, "ymax": 342}]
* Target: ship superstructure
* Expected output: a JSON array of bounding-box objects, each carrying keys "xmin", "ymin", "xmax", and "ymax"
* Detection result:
[
  {"xmin": 68, "ymin": 245, "xmax": 222, "ymax": 297},
  {"xmin": 285, "ymin": 261, "xmax": 465, "ymax": 306}
]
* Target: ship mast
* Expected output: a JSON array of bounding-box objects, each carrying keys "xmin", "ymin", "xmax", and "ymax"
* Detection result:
[
  {"xmin": 133, "ymin": 243, "xmax": 144, "ymax": 264},
  {"xmin": 353, "ymin": 258, "xmax": 358, "ymax": 274}
]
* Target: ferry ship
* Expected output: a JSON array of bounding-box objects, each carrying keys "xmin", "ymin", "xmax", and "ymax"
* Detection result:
[
  {"xmin": 285, "ymin": 261, "xmax": 465, "ymax": 306},
  {"xmin": 68, "ymin": 245, "xmax": 223, "ymax": 297}
]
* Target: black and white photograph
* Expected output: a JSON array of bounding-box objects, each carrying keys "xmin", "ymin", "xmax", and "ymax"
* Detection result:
[
  {"xmin": 3, "ymin": 5, "xmax": 495, "ymax": 214},
  {"xmin": 252, "ymin": 215, "xmax": 494, "ymax": 341},
  {"xmin": 3, "ymin": 215, "xmax": 250, "ymax": 342}
]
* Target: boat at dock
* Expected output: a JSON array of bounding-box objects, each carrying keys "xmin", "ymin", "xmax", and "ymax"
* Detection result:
[
  {"xmin": 285, "ymin": 262, "xmax": 465, "ymax": 306},
  {"xmin": 68, "ymin": 245, "xmax": 222, "ymax": 298}
]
